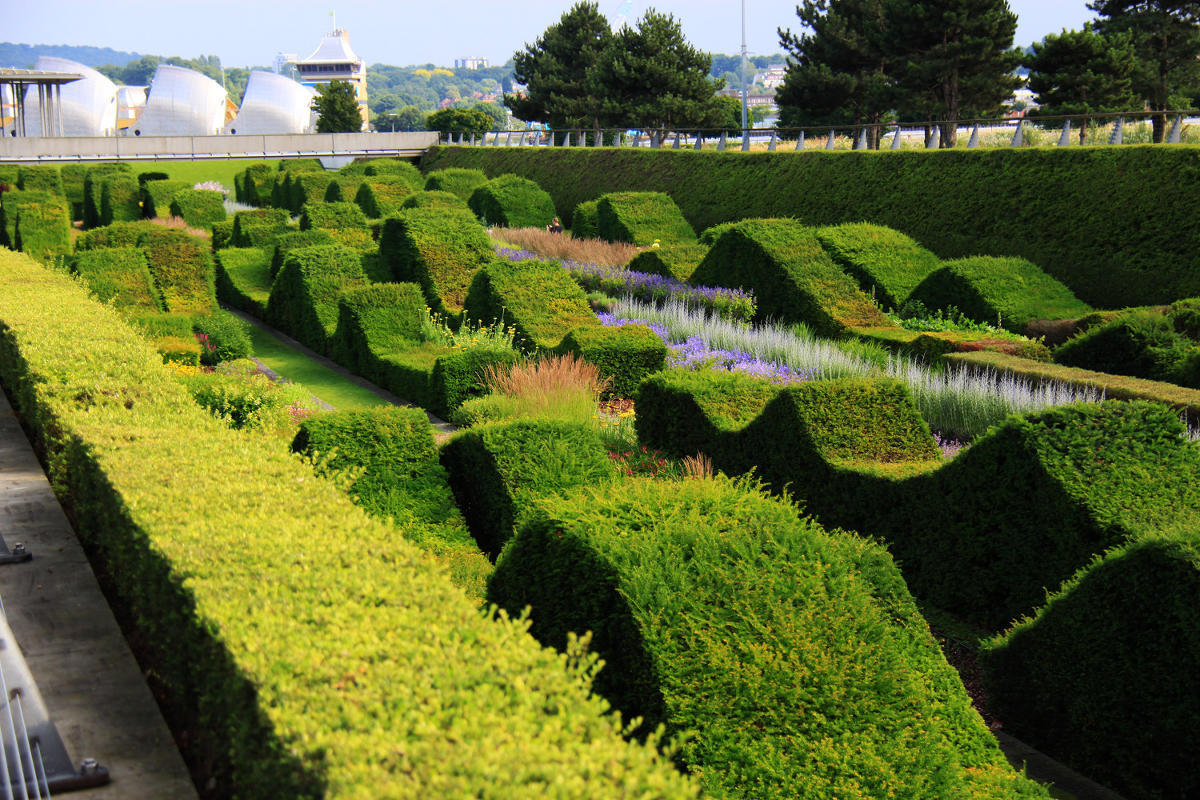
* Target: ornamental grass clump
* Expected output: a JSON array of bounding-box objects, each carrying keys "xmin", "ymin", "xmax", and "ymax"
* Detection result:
[
  {"xmin": 482, "ymin": 353, "xmax": 608, "ymax": 425},
  {"xmin": 491, "ymin": 226, "xmax": 639, "ymax": 267}
]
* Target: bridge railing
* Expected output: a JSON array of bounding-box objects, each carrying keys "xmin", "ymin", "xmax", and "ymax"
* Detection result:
[{"xmin": 441, "ymin": 110, "xmax": 1200, "ymax": 151}]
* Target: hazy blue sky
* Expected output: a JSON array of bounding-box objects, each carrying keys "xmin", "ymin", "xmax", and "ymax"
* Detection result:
[{"xmin": 6, "ymin": 0, "xmax": 1096, "ymax": 69}]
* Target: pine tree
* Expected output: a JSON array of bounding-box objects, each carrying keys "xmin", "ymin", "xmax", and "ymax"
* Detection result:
[
  {"xmin": 504, "ymin": 1, "xmax": 612, "ymax": 136},
  {"xmin": 1089, "ymin": 0, "xmax": 1200, "ymax": 142},
  {"xmin": 312, "ymin": 80, "xmax": 363, "ymax": 133},
  {"xmin": 588, "ymin": 10, "xmax": 724, "ymax": 135},
  {"xmin": 1025, "ymin": 26, "xmax": 1138, "ymax": 144},
  {"xmin": 882, "ymin": 0, "xmax": 1023, "ymax": 147},
  {"xmin": 776, "ymin": 0, "xmax": 893, "ymax": 147}
]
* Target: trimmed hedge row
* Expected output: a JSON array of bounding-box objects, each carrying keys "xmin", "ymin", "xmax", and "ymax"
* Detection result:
[
  {"xmin": 815, "ymin": 223, "xmax": 943, "ymax": 311},
  {"xmin": 291, "ymin": 407, "xmax": 492, "ymax": 599},
  {"xmin": 626, "ymin": 243, "xmax": 708, "ymax": 281},
  {"xmin": 231, "ymin": 208, "xmax": 291, "ymax": 249},
  {"xmin": 138, "ymin": 227, "xmax": 219, "ymax": 314},
  {"xmin": 400, "ymin": 189, "xmax": 467, "ymax": 210},
  {"xmin": 981, "ymin": 529, "xmax": 1200, "ymax": 800},
  {"xmin": 635, "ymin": 368, "xmax": 1200, "ymax": 629},
  {"xmin": 271, "ymin": 228, "xmax": 335, "ymax": 276},
  {"xmin": 467, "ymin": 174, "xmax": 556, "ymax": 229},
  {"xmin": 215, "ymin": 247, "xmax": 273, "ymax": 318},
  {"xmin": 0, "ymin": 190, "xmax": 54, "ymax": 249},
  {"xmin": 60, "ymin": 163, "xmax": 87, "ymax": 219},
  {"xmin": 82, "ymin": 163, "xmax": 132, "ymax": 228},
  {"xmin": 169, "ymin": 188, "xmax": 227, "ymax": 228},
  {"xmin": 420, "ymin": 145, "xmax": 1200, "ymax": 307},
  {"xmin": 423, "ymin": 167, "xmax": 488, "ymax": 200},
  {"xmin": 379, "ymin": 207, "xmax": 494, "ymax": 316},
  {"xmin": 100, "ymin": 172, "xmax": 142, "ymax": 225},
  {"xmin": 595, "ymin": 192, "xmax": 695, "ymax": 246},
  {"xmin": 17, "ymin": 165, "xmax": 63, "ymax": 195},
  {"xmin": 12, "ymin": 197, "xmax": 71, "ymax": 263},
  {"xmin": 489, "ymin": 476, "xmax": 1050, "ymax": 799},
  {"xmin": 299, "ymin": 201, "xmax": 368, "ymax": 233},
  {"xmin": 142, "ymin": 179, "xmax": 190, "ymax": 218},
  {"xmin": 0, "ymin": 248, "xmax": 698, "ymax": 798},
  {"xmin": 570, "ymin": 199, "xmax": 599, "ymax": 238},
  {"xmin": 355, "ymin": 177, "xmax": 412, "ymax": 219},
  {"xmin": 266, "ymin": 244, "xmax": 367, "ymax": 353},
  {"xmin": 689, "ymin": 218, "xmax": 890, "ymax": 334},
  {"xmin": 72, "ymin": 246, "xmax": 163, "ymax": 312},
  {"xmin": 440, "ymin": 419, "xmax": 614, "ymax": 557},
  {"xmin": 1053, "ymin": 309, "xmax": 1200, "ymax": 389},
  {"xmin": 287, "ymin": 171, "xmax": 335, "ymax": 213}
]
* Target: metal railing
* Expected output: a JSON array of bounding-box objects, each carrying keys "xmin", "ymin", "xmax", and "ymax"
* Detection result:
[{"xmin": 441, "ymin": 110, "xmax": 1199, "ymax": 151}]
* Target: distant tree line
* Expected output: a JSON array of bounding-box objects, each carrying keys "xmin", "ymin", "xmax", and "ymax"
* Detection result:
[{"xmin": 778, "ymin": 0, "xmax": 1200, "ymax": 147}]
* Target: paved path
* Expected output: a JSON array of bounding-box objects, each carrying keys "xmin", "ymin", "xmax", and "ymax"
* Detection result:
[{"xmin": 0, "ymin": 391, "xmax": 197, "ymax": 799}]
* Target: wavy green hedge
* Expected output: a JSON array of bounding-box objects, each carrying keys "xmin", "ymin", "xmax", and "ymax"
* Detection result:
[
  {"xmin": 467, "ymin": 174, "xmax": 556, "ymax": 228},
  {"xmin": 0, "ymin": 248, "xmax": 698, "ymax": 798},
  {"xmin": 689, "ymin": 218, "xmax": 890, "ymax": 334},
  {"xmin": 299, "ymin": 201, "xmax": 368, "ymax": 232},
  {"xmin": 595, "ymin": 192, "xmax": 695, "ymax": 246},
  {"xmin": 138, "ymin": 228, "xmax": 218, "ymax": 315},
  {"xmin": 355, "ymin": 177, "xmax": 412, "ymax": 218},
  {"xmin": 17, "ymin": 164, "xmax": 63, "ymax": 195},
  {"xmin": 82, "ymin": 163, "xmax": 132, "ymax": 229},
  {"xmin": 215, "ymin": 247, "xmax": 273, "ymax": 317},
  {"xmin": 489, "ymin": 476, "xmax": 1049, "ymax": 800},
  {"xmin": 421, "ymin": 145, "xmax": 1200, "ymax": 307},
  {"xmin": 288, "ymin": 171, "xmax": 335, "ymax": 213},
  {"xmin": 169, "ymin": 188, "xmax": 227, "ymax": 228},
  {"xmin": 231, "ymin": 208, "xmax": 291, "ymax": 248},
  {"xmin": 635, "ymin": 369, "xmax": 1200, "ymax": 629},
  {"xmin": 626, "ymin": 244, "xmax": 708, "ymax": 281},
  {"xmin": 814, "ymin": 223, "xmax": 943, "ymax": 310},
  {"xmin": 267, "ymin": 244, "xmax": 366, "ymax": 353},
  {"xmin": 423, "ymin": 167, "xmax": 488, "ymax": 200},
  {"xmin": 141, "ymin": 179, "xmax": 189, "ymax": 219},
  {"xmin": 982, "ymin": 529, "xmax": 1200, "ymax": 800},
  {"xmin": 100, "ymin": 173, "xmax": 142, "ymax": 225},
  {"xmin": 379, "ymin": 207, "xmax": 494, "ymax": 316},
  {"xmin": 400, "ymin": 189, "xmax": 467, "ymax": 210},
  {"xmin": 14, "ymin": 198, "xmax": 71, "ymax": 263},
  {"xmin": 0, "ymin": 189, "xmax": 54, "ymax": 248},
  {"xmin": 73, "ymin": 247, "xmax": 163, "ymax": 312}
]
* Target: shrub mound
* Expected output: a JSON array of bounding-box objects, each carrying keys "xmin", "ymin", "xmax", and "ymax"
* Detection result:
[
  {"xmin": 689, "ymin": 219, "xmax": 889, "ymax": 334},
  {"xmin": 467, "ymin": 174, "xmax": 556, "ymax": 229},
  {"xmin": 0, "ymin": 248, "xmax": 698, "ymax": 799},
  {"xmin": 169, "ymin": 188, "xmax": 227, "ymax": 228},
  {"xmin": 815, "ymin": 222, "xmax": 943, "ymax": 310},
  {"xmin": 73, "ymin": 247, "xmax": 162, "ymax": 312},
  {"xmin": 288, "ymin": 170, "xmax": 335, "ymax": 213},
  {"xmin": 440, "ymin": 419, "xmax": 613, "ymax": 557},
  {"xmin": 423, "ymin": 167, "xmax": 489, "ymax": 200},
  {"xmin": 17, "ymin": 164, "xmax": 63, "ymax": 195},
  {"xmin": 379, "ymin": 207, "xmax": 494, "ymax": 315},
  {"xmin": 231, "ymin": 208, "xmax": 291, "ymax": 249},
  {"xmin": 570, "ymin": 199, "xmax": 600, "ymax": 239},
  {"xmin": 400, "ymin": 189, "xmax": 468, "ymax": 210},
  {"xmin": 100, "ymin": 173, "xmax": 142, "ymax": 225},
  {"xmin": 0, "ymin": 190, "xmax": 53, "ymax": 249},
  {"xmin": 595, "ymin": 192, "xmax": 695, "ymax": 246},
  {"xmin": 138, "ymin": 227, "xmax": 218, "ymax": 314},
  {"xmin": 215, "ymin": 247, "xmax": 273, "ymax": 317},
  {"xmin": 903, "ymin": 256, "xmax": 1091, "ymax": 334},
  {"xmin": 267, "ymin": 244, "xmax": 367, "ymax": 353},
  {"xmin": 141, "ymin": 179, "xmax": 189, "ymax": 218},
  {"xmin": 488, "ymin": 476, "xmax": 1049, "ymax": 800},
  {"xmin": 982, "ymin": 529, "xmax": 1200, "ymax": 800},
  {"xmin": 1053, "ymin": 310, "xmax": 1200, "ymax": 388},
  {"xmin": 299, "ymin": 201, "xmax": 368, "ymax": 232},
  {"xmin": 82, "ymin": 163, "xmax": 132, "ymax": 228},
  {"xmin": 270, "ymin": 228, "xmax": 335, "ymax": 276},
  {"xmin": 355, "ymin": 177, "xmax": 412, "ymax": 218},
  {"xmin": 13, "ymin": 198, "xmax": 71, "ymax": 263},
  {"xmin": 625, "ymin": 243, "xmax": 708, "ymax": 281}
]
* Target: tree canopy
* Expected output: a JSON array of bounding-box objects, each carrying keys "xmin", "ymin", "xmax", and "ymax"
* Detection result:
[
  {"xmin": 426, "ymin": 107, "xmax": 495, "ymax": 139},
  {"xmin": 312, "ymin": 80, "xmax": 363, "ymax": 133},
  {"xmin": 1025, "ymin": 25, "xmax": 1137, "ymax": 142}
]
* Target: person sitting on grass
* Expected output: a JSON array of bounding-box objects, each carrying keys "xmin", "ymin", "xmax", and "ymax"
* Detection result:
[{"xmin": 546, "ymin": 216, "xmax": 563, "ymax": 234}]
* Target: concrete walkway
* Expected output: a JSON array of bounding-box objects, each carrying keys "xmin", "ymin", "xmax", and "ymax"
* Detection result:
[{"xmin": 0, "ymin": 391, "xmax": 197, "ymax": 799}]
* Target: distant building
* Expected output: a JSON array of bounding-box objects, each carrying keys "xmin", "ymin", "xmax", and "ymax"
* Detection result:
[
  {"xmin": 128, "ymin": 64, "xmax": 230, "ymax": 136},
  {"xmin": 226, "ymin": 70, "xmax": 315, "ymax": 135},
  {"xmin": 274, "ymin": 53, "xmax": 297, "ymax": 76},
  {"xmin": 455, "ymin": 57, "xmax": 489, "ymax": 70},
  {"xmin": 295, "ymin": 27, "xmax": 368, "ymax": 130},
  {"xmin": 756, "ymin": 64, "xmax": 788, "ymax": 90}
]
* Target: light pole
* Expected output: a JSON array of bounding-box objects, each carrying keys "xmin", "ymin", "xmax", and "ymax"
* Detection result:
[{"xmin": 740, "ymin": 0, "xmax": 749, "ymax": 135}]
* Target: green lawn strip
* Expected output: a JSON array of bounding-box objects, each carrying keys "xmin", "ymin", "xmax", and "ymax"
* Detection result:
[
  {"xmin": 154, "ymin": 160, "xmax": 248, "ymax": 193},
  {"xmin": 245, "ymin": 322, "xmax": 393, "ymax": 411}
]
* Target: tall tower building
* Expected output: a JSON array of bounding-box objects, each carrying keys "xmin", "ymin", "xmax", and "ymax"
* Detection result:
[{"xmin": 295, "ymin": 27, "xmax": 368, "ymax": 130}]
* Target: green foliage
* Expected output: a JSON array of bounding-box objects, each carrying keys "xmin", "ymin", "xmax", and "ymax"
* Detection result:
[
  {"xmin": 60, "ymin": 164, "xmax": 87, "ymax": 219},
  {"xmin": 327, "ymin": 282, "xmax": 428, "ymax": 377},
  {"xmin": 625, "ymin": 243, "xmax": 708, "ymax": 281},
  {"xmin": 82, "ymin": 163, "xmax": 132, "ymax": 229},
  {"xmin": 354, "ymin": 177, "xmax": 413, "ymax": 218},
  {"xmin": 360, "ymin": 159, "xmax": 425, "ymax": 187},
  {"xmin": 74, "ymin": 220, "xmax": 157, "ymax": 251},
  {"xmin": 570, "ymin": 199, "xmax": 600, "ymax": 238},
  {"xmin": 638, "ymin": 368, "xmax": 1200, "ymax": 628},
  {"xmin": 815, "ymin": 222, "xmax": 944, "ymax": 310},
  {"xmin": 1025, "ymin": 25, "xmax": 1138, "ymax": 124},
  {"xmin": 236, "ymin": 162, "xmax": 274, "ymax": 206},
  {"xmin": 169, "ymin": 188, "xmax": 227, "ymax": 228},
  {"xmin": 468, "ymin": 174, "xmax": 556, "ymax": 228},
  {"xmin": 426, "ymin": 107, "xmax": 494, "ymax": 139},
  {"xmin": 141, "ymin": 179, "xmax": 189, "ymax": 218},
  {"xmin": 138, "ymin": 227, "xmax": 219, "ymax": 314},
  {"xmin": 312, "ymin": 79, "xmax": 363, "ymax": 133},
  {"xmin": 907, "ymin": 256, "xmax": 1092, "ymax": 333},
  {"xmin": 421, "ymin": 146, "xmax": 1200, "ymax": 307},
  {"xmin": 17, "ymin": 165, "xmax": 63, "ymax": 195},
  {"xmin": 270, "ymin": 228, "xmax": 335, "ymax": 277},
  {"xmin": 440, "ymin": 419, "xmax": 613, "ymax": 556},
  {"xmin": 505, "ymin": 2, "xmax": 613, "ymax": 131},
  {"xmin": 489, "ymin": 476, "xmax": 1049, "ymax": 799},
  {"xmin": 100, "ymin": 173, "xmax": 142, "ymax": 225},
  {"xmin": 211, "ymin": 219, "xmax": 235, "ymax": 251},
  {"xmin": 400, "ymin": 189, "xmax": 468, "ymax": 210},
  {"xmin": 137, "ymin": 171, "xmax": 170, "ymax": 186},
  {"xmin": 1169, "ymin": 296, "xmax": 1200, "ymax": 339},
  {"xmin": 13, "ymin": 198, "xmax": 71, "ymax": 264},
  {"xmin": 982, "ymin": 529, "xmax": 1200, "ymax": 800},
  {"xmin": 291, "ymin": 408, "xmax": 492, "ymax": 598},
  {"xmin": 177, "ymin": 368, "xmax": 305, "ymax": 430},
  {"xmin": 423, "ymin": 167, "xmax": 489, "ymax": 200},
  {"xmin": 465, "ymin": 258, "xmax": 595, "ymax": 351},
  {"xmin": 193, "ymin": 311, "xmax": 253, "ymax": 365},
  {"xmin": 214, "ymin": 247, "xmax": 273, "ymax": 317},
  {"xmin": 267, "ymin": 244, "xmax": 367, "ymax": 353},
  {"xmin": 289, "ymin": 171, "xmax": 335, "ymax": 214},
  {"xmin": 299, "ymin": 201, "xmax": 369, "ymax": 233},
  {"xmin": 595, "ymin": 192, "xmax": 695, "ymax": 246},
  {"xmin": 555, "ymin": 324, "xmax": 667, "ymax": 398},
  {"xmin": 72, "ymin": 247, "xmax": 163, "ymax": 312},
  {"xmin": 379, "ymin": 207, "xmax": 494, "ymax": 315},
  {"xmin": 1053, "ymin": 310, "xmax": 1199, "ymax": 388},
  {"xmin": 0, "ymin": 190, "xmax": 52, "ymax": 249},
  {"xmin": 231, "ymin": 208, "xmax": 291, "ymax": 248},
  {"xmin": 689, "ymin": 218, "xmax": 889, "ymax": 335}
]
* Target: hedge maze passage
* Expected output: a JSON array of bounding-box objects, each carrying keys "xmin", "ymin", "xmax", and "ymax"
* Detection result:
[{"xmin": 2, "ymin": 150, "xmax": 1198, "ymax": 799}]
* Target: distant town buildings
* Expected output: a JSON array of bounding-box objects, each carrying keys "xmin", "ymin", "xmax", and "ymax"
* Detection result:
[
  {"xmin": 755, "ymin": 65, "xmax": 787, "ymax": 90},
  {"xmin": 455, "ymin": 57, "xmax": 490, "ymax": 70},
  {"xmin": 274, "ymin": 53, "xmax": 297, "ymax": 76},
  {"xmin": 294, "ymin": 27, "xmax": 368, "ymax": 129}
]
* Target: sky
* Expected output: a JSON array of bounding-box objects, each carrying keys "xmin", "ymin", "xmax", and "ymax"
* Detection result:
[{"xmin": 4, "ymin": 0, "xmax": 1097, "ymax": 69}]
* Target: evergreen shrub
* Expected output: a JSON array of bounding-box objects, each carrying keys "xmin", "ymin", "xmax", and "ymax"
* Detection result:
[
  {"xmin": 237, "ymin": 162, "xmax": 274, "ymax": 206},
  {"xmin": 423, "ymin": 167, "xmax": 488, "ymax": 200},
  {"xmin": 815, "ymin": 222, "xmax": 944, "ymax": 310},
  {"xmin": 266, "ymin": 244, "xmax": 367, "ymax": 352},
  {"xmin": 555, "ymin": 324, "xmax": 666, "ymax": 398},
  {"xmin": 288, "ymin": 171, "xmax": 334, "ymax": 214},
  {"xmin": 379, "ymin": 207, "xmax": 494, "ymax": 315},
  {"xmin": 100, "ymin": 173, "xmax": 142, "ymax": 225},
  {"xmin": 626, "ymin": 243, "xmax": 708, "ymax": 281},
  {"xmin": 362, "ymin": 159, "xmax": 424, "ymax": 188},
  {"xmin": 74, "ymin": 220, "xmax": 156, "ymax": 251},
  {"xmin": 355, "ymin": 177, "xmax": 412, "ymax": 218},
  {"xmin": 328, "ymin": 282, "xmax": 427, "ymax": 376},
  {"xmin": 82, "ymin": 163, "xmax": 132, "ymax": 228},
  {"xmin": 231, "ymin": 208, "xmax": 291, "ymax": 248},
  {"xmin": 467, "ymin": 174, "xmax": 556, "ymax": 228},
  {"xmin": 0, "ymin": 190, "xmax": 52, "ymax": 248},
  {"xmin": 400, "ymin": 189, "xmax": 467, "ymax": 210},
  {"xmin": 210, "ymin": 220, "xmax": 234, "ymax": 251},
  {"xmin": 465, "ymin": 258, "xmax": 595, "ymax": 351},
  {"xmin": 12, "ymin": 197, "xmax": 70, "ymax": 263},
  {"xmin": 689, "ymin": 219, "xmax": 890, "ymax": 334},
  {"xmin": 1053, "ymin": 311, "xmax": 1200, "ymax": 388},
  {"xmin": 270, "ymin": 228, "xmax": 335, "ymax": 276},
  {"xmin": 169, "ymin": 189, "xmax": 227, "ymax": 228},
  {"xmin": 299, "ymin": 201, "xmax": 368, "ymax": 232},
  {"xmin": 72, "ymin": 247, "xmax": 162, "ymax": 312},
  {"xmin": 570, "ymin": 199, "xmax": 599, "ymax": 239},
  {"xmin": 137, "ymin": 171, "xmax": 170, "ymax": 185},
  {"xmin": 596, "ymin": 191, "xmax": 695, "ymax": 246},
  {"xmin": 215, "ymin": 247, "xmax": 273, "ymax": 317},
  {"xmin": 142, "ymin": 179, "xmax": 189, "ymax": 218},
  {"xmin": 17, "ymin": 165, "xmax": 63, "ymax": 195},
  {"xmin": 193, "ymin": 311, "xmax": 253, "ymax": 365},
  {"xmin": 138, "ymin": 227, "xmax": 219, "ymax": 314},
  {"xmin": 489, "ymin": 476, "xmax": 1050, "ymax": 800}
]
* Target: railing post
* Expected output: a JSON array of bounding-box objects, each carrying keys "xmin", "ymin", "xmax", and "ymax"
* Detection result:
[
  {"xmin": 1009, "ymin": 119, "xmax": 1023, "ymax": 147},
  {"xmin": 927, "ymin": 125, "xmax": 940, "ymax": 149},
  {"xmin": 854, "ymin": 127, "xmax": 868, "ymax": 150},
  {"xmin": 795, "ymin": 130, "xmax": 804, "ymax": 151},
  {"xmin": 825, "ymin": 129, "xmax": 836, "ymax": 149},
  {"xmin": 741, "ymin": 128, "xmax": 750, "ymax": 151},
  {"xmin": 504, "ymin": 131, "xmax": 512, "ymax": 146},
  {"xmin": 693, "ymin": 132, "xmax": 704, "ymax": 150},
  {"xmin": 517, "ymin": 131, "xmax": 527, "ymax": 146},
  {"xmin": 1057, "ymin": 120, "xmax": 1071, "ymax": 147},
  {"xmin": 891, "ymin": 125, "xmax": 903, "ymax": 150},
  {"xmin": 1108, "ymin": 117, "xmax": 1123, "ymax": 145},
  {"xmin": 768, "ymin": 130, "xmax": 777, "ymax": 151},
  {"xmin": 967, "ymin": 124, "xmax": 980, "ymax": 148},
  {"xmin": 717, "ymin": 131, "xmax": 726, "ymax": 151},
  {"xmin": 1168, "ymin": 114, "xmax": 1183, "ymax": 144},
  {"xmin": 672, "ymin": 132, "xmax": 681, "ymax": 149}
]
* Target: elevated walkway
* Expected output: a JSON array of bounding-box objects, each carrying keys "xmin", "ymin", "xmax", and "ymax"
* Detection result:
[{"xmin": 0, "ymin": 131, "xmax": 436, "ymax": 163}]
